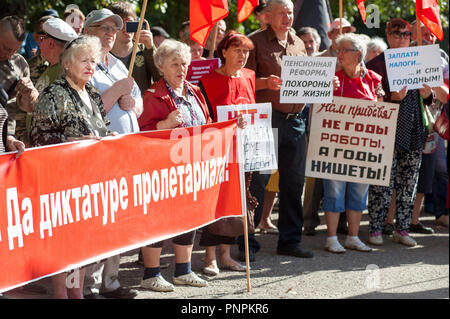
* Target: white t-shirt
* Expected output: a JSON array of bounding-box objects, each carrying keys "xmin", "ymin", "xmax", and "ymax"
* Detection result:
[{"xmin": 90, "ymin": 53, "xmax": 142, "ymax": 134}]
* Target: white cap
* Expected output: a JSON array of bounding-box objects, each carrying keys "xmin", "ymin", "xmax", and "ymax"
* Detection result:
[
  {"xmin": 84, "ymin": 8, "xmax": 123, "ymax": 29},
  {"xmin": 43, "ymin": 18, "xmax": 78, "ymax": 42},
  {"xmin": 329, "ymin": 18, "xmax": 356, "ymax": 32}
]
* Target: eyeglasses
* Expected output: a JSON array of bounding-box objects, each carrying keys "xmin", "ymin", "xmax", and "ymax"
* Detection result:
[
  {"xmin": 389, "ymin": 30, "xmax": 412, "ymax": 39},
  {"xmin": 90, "ymin": 25, "xmax": 121, "ymax": 34},
  {"xmin": 37, "ymin": 33, "xmax": 50, "ymax": 42},
  {"xmin": 337, "ymin": 48, "xmax": 358, "ymax": 54}
]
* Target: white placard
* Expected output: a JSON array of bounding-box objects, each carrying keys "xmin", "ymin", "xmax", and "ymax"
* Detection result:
[
  {"xmin": 280, "ymin": 56, "xmax": 337, "ymax": 104},
  {"xmin": 217, "ymin": 103, "xmax": 277, "ymax": 172},
  {"xmin": 306, "ymin": 97, "xmax": 399, "ymax": 187},
  {"xmin": 384, "ymin": 44, "xmax": 443, "ymax": 92}
]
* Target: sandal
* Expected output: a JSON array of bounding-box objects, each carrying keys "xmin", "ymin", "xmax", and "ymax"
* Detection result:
[
  {"xmin": 221, "ymin": 263, "xmax": 247, "ymax": 272},
  {"xmin": 173, "ymin": 272, "xmax": 208, "ymax": 287},
  {"xmin": 141, "ymin": 275, "xmax": 174, "ymax": 292}
]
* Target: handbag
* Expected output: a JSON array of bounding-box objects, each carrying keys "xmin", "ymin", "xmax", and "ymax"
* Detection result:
[
  {"xmin": 207, "ymin": 173, "xmax": 257, "ymax": 237},
  {"xmin": 433, "ymin": 103, "xmax": 449, "ymax": 140}
]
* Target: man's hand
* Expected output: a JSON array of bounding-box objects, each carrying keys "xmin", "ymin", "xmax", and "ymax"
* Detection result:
[
  {"xmin": 16, "ymin": 77, "xmax": 38, "ymax": 112},
  {"xmin": 6, "ymin": 135, "xmax": 25, "ymax": 158}
]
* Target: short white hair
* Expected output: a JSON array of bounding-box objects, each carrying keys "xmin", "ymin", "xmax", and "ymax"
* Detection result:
[
  {"xmin": 367, "ymin": 37, "xmax": 388, "ymax": 53},
  {"xmin": 336, "ymin": 33, "xmax": 367, "ymax": 63},
  {"xmin": 266, "ymin": 0, "xmax": 294, "ymax": 11},
  {"xmin": 60, "ymin": 36, "xmax": 102, "ymax": 76},
  {"xmin": 154, "ymin": 39, "xmax": 192, "ymax": 72}
]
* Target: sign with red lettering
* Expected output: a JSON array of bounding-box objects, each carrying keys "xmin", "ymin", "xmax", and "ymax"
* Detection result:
[
  {"xmin": 0, "ymin": 120, "xmax": 245, "ymax": 293},
  {"xmin": 216, "ymin": 103, "xmax": 277, "ymax": 172},
  {"xmin": 305, "ymin": 97, "xmax": 399, "ymax": 186},
  {"xmin": 186, "ymin": 58, "xmax": 220, "ymax": 85}
]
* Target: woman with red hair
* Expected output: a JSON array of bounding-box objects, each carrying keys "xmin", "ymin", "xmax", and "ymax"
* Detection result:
[{"xmin": 198, "ymin": 31, "xmax": 257, "ymax": 275}]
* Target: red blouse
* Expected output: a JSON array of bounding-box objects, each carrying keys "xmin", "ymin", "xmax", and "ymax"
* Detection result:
[
  {"xmin": 334, "ymin": 69, "xmax": 383, "ymax": 101},
  {"xmin": 199, "ymin": 68, "xmax": 256, "ymax": 122}
]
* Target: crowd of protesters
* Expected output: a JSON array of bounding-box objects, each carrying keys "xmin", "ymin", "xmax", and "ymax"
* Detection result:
[{"xmin": 0, "ymin": 0, "xmax": 448, "ymax": 299}]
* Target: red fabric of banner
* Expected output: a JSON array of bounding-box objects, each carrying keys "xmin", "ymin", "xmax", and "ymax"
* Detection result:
[
  {"xmin": 417, "ymin": 0, "xmax": 443, "ymax": 41},
  {"xmin": 190, "ymin": 0, "xmax": 229, "ymax": 47},
  {"xmin": 238, "ymin": 0, "xmax": 259, "ymax": 23},
  {"xmin": 357, "ymin": 0, "xmax": 367, "ymax": 23},
  {"xmin": 0, "ymin": 120, "xmax": 244, "ymax": 293}
]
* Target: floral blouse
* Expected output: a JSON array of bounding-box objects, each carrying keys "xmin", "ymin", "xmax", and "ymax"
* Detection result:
[{"xmin": 31, "ymin": 78, "xmax": 110, "ymax": 147}]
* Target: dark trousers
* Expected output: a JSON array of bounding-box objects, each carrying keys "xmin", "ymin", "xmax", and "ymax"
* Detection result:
[
  {"xmin": 273, "ymin": 112, "xmax": 307, "ymax": 250},
  {"xmin": 238, "ymin": 110, "xmax": 308, "ymax": 251}
]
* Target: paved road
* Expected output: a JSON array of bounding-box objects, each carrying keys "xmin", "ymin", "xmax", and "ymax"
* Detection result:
[{"xmin": 4, "ymin": 212, "xmax": 448, "ymax": 300}]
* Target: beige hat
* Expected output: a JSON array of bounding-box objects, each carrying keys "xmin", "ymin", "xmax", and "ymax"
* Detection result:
[
  {"xmin": 329, "ymin": 18, "xmax": 356, "ymax": 32},
  {"xmin": 43, "ymin": 18, "xmax": 78, "ymax": 42},
  {"xmin": 84, "ymin": 8, "xmax": 123, "ymax": 29}
]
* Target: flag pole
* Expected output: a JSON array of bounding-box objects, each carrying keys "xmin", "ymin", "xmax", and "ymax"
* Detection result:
[
  {"xmin": 416, "ymin": 12, "xmax": 422, "ymax": 46},
  {"xmin": 208, "ymin": 23, "xmax": 219, "ymax": 58},
  {"xmin": 339, "ymin": 0, "xmax": 343, "ymax": 34},
  {"xmin": 128, "ymin": 0, "xmax": 149, "ymax": 77}
]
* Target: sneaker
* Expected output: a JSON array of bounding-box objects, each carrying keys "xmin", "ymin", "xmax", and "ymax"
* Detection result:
[
  {"xmin": 141, "ymin": 275, "xmax": 174, "ymax": 292},
  {"xmin": 173, "ymin": 272, "xmax": 208, "ymax": 287},
  {"xmin": 409, "ymin": 222, "xmax": 434, "ymax": 234},
  {"xmin": 344, "ymin": 237, "xmax": 372, "ymax": 252},
  {"xmin": 382, "ymin": 223, "xmax": 394, "ymax": 235},
  {"xmin": 325, "ymin": 237, "xmax": 346, "ymax": 253},
  {"xmin": 392, "ymin": 230, "xmax": 417, "ymax": 247},
  {"xmin": 368, "ymin": 232, "xmax": 383, "ymax": 246}
]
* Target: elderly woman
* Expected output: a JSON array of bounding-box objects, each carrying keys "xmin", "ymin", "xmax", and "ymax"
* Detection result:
[
  {"xmin": 323, "ymin": 33, "xmax": 384, "ymax": 254},
  {"xmin": 198, "ymin": 31, "xmax": 256, "ymax": 275},
  {"xmin": 137, "ymin": 39, "xmax": 210, "ymax": 292},
  {"xmin": 30, "ymin": 36, "xmax": 112, "ymax": 298}
]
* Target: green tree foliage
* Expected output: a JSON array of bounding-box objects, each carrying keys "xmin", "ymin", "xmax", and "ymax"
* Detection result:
[{"xmin": 1, "ymin": 0, "xmax": 448, "ymax": 48}]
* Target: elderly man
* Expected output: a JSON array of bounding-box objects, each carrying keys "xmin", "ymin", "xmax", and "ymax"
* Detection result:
[
  {"xmin": 34, "ymin": 18, "xmax": 78, "ymax": 93},
  {"xmin": 242, "ymin": 0, "xmax": 314, "ymax": 260},
  {"xmin": 297, "ymin": 27, "xmax": 321, "ymax": 56},
  {"xmin": 0, "ymin": 16, "xmax": 39, "ymax": 146},
  {"xmin": 82, "ymin": 8, "xmax": 142, "ymax": 299}
]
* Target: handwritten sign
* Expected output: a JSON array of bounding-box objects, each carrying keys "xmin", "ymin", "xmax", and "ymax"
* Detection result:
[
  {"xmin": 306, "ymin": 97, "xmax": 399, "ymax": 186},
  {"xmin": 385, "ymin": 44, "xmax": 443, "ymax": 91},
  {"xmin": 280, "ymin": 56, "xmax": 337, "ymax": 104},
  {"xmin": 186, "ymin": 58, "xmax": 220, "ymax": 85},
  {"xmin": 217, "ymin": 103, "xmax": 277, "ymax": 172}
]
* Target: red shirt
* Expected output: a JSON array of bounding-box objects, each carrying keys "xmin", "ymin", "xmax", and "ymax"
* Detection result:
[
  {"xmin": 334, "ymin": 69, "xmax": 382, "ymax": 101},
  {"xmin": 200, "ymin": 68, "xmax": 256, "ymax": 122}
]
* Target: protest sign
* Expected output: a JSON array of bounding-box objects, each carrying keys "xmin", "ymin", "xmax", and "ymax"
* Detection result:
[
  {"xmin": 0, "ymin": 120, "xmax": 244, "ymax": 293},
  {"xmin": 186, "ymin": 58, "xmax": 220, "ymax": 85},
  {"xmin": 217, "ymin": 103, "xmax": 277, "ymax": 172},
  {"xmin": 384, "ymin": 44, "xmax": 443, "ymax": 91},
  {"xmin": 280, "ymin": 56, "xmax": 337, "ymax": 104},
  {"xmin": 306, "ymin": 97, "xmax": 399, "ymax": 186}
]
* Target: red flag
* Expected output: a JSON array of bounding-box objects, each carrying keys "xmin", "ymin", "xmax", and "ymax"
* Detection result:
[
  {"xmin": 190, "ymin": 0, "xmax": 229, "ymax": 47},
  {"xmin": 238, "ymin": 0, "xmax": 259, "ymax": 23},
  {"xmin": 357, "ymin": 0, "xmax": 367, "ymax": 23},
  {"xmin": 417, "ymin": 0, "xmax": 443, "ymax": 41}
]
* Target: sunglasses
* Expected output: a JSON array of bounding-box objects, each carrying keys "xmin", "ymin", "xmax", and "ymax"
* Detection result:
[
  {"xmin": 337, "ymin": 48, "xmax": 358, "ymax": 54},
  {"xmin": 389, "ymin": 30, "xmax": 412, "ymax": 39}
]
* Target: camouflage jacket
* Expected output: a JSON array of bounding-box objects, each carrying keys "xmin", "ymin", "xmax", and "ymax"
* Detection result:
[
  {"xmin": 0, "ymin": 53, "xmax": 30, "ymax": 140},
  {"xmin": 30, "ymin": 78, "xmax": 111, "ymax": 147}
]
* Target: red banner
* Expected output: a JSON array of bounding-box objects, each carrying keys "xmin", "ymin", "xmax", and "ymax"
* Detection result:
[
  {"xmin": 190, "ymin": 0, "xmax": 229, "ymax": 47},
  {"xmin": 357, "ymin": 0, "xmax": 366, "ymax": 23},
  {"xmin": 0, "ymin": 120, "xmax": 244, "ymax": 293},
  {"xmin": 238, "ymin": 0, "xmax": 259, "ymax": 23},
  {"xmin": 186, "ymin": 58, "xmax": 220, "ymax": 85},
  {"xmin": 417, "ymin": 0, "xmax": 443, "ymax": 41}
]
